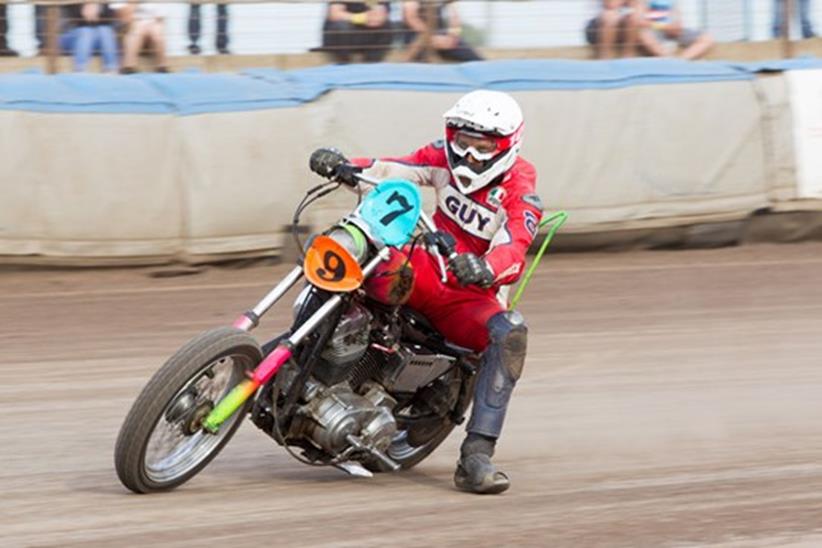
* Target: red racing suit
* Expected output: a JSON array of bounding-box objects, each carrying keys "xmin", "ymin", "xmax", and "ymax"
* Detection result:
[{"xmin": 354, "ymin": 140, "xmax": 543, "ymax": 351}]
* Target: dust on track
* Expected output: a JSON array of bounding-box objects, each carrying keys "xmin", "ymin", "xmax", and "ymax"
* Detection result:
[{"xmin": 2, "ymin": 243, "xmax": 822, "ymax": 547}]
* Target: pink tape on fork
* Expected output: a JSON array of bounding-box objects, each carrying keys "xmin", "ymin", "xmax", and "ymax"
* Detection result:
[
  {"xmin": 233, "ymin": 315, "xmax": 255, "ymax": 331},
  {"xmin": 252, "ymin": 345, "xmax": 293, "ymax": 385}
]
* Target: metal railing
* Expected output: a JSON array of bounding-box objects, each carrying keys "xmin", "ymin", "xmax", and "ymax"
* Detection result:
[{"xmin": 0, "ymin": 0, "xmax": 816, "ymax": 73}]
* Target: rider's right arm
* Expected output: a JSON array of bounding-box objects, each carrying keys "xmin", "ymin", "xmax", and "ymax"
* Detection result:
[{"xmin": 352, "ymin": 141, "xmax": 451, "ymax": 190}]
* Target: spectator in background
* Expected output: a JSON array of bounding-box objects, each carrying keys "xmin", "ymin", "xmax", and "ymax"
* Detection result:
[
  {"xmin": 188, "ymin": 2, "xmax": 230, "ymax": 55},
  {"xmin": 321, "ymin": 0, "xmax": 392, "ymax": 63},
  {"xmin": 60, "ymin": 3, "xmax": 119, "ymax": 72},
  {"xmin": 0, "ymin": 3, "xmax": 20, "ymax": 56},
  {"xmin": 35, "ymin": 5, "xmax": 46, "ymax": 55},
  {"xmin": 113, "ymin": 2, "xmax": 170, "ymax": 73},
  {"xmin": 585, "ymin": 0, "xmax": 642, "ymax": 59},
  {"xmin": 773, "ymin": 0, "xmax": 816, "ymax": 39},
  {"xmin": 638, "ymin": 0, "xmax": 713, "ymax": 60},
  {"xmin": 402, "ymin": 0, "xmax": 482, "ymax": 62}
]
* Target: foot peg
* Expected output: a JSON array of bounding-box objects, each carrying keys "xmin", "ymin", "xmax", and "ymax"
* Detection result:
[{"xmin": 345, "ymin": 434, "xmax": 401, "ymax": 472}]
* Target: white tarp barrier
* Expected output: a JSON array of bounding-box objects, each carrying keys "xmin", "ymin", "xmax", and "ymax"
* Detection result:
[
  {"xmin": 787, "ymin": 69, "xmax": 822, "ymax": 199},
  {"xmin": 313, "ymin": 84, "xmax": 771, "ymax": 231},
  {"xmin": 0, "ymin": 112, "xmax": 181, "ymax": 258},
  {"xmin": 0, "ymin": 77, "xmax": 810, "ymax": 262}
]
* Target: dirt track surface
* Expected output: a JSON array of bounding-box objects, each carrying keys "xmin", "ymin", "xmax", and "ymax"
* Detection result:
[{"xmin": 3, "ymin": 243, "xmax": 822, "ymax": 547}]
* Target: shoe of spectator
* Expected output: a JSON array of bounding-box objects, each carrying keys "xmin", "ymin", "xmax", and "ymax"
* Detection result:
[
  {"xmin": 120, "ymin": 67, "xmax": 138, "ymax": 75},
  {"xmin": 156, "ymin": 66, "xmax": 171, "ymax": 73},
  {"xmin": 0, "ymin": 47, "xmax": 19, "ymax": 57},
  {"xmin": 188, "ymin": 44, "xmax": 201, "ymax": 55},
  {"xmin": 217, "ymin": 47, "xmax": 230, "ymax": 55}
]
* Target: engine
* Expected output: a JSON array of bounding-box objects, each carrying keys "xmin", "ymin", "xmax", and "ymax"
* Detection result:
[
  {"xmin": 284, "ymin": 302, "xmax": 400, "ymax": 460},
  {"xmin": 284, "ymin": 301, "xmax": 455, "ymax": 465},
  {"xmin": 291, "ymin": 379, "xmax": 397, "ymax": 459},
  {"xmin": 312, "ymin": 303, "xmax": 372, "ymax": 386}
]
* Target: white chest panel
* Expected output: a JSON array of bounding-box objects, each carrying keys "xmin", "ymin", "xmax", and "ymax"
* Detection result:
[{"xmin": 437, "ymin": 184, "xmax": 502, "ymax": 241}]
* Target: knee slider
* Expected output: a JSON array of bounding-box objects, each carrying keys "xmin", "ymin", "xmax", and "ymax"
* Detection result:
[{"xmin": 487, "ymin": 311, "xmax": 528, "ymax": 380}]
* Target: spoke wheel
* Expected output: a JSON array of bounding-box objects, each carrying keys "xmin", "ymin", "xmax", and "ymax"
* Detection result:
[
  {"xmin": 115, "ymin": 328, "xmax": 262, "ymax": 493},
  {"xmin": 363, "ymin": 396, "xmax": 458, "ymax": 473}
]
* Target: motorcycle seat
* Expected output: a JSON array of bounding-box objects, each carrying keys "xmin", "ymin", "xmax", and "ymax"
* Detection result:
[{"xmin": 400, "ymin": 307, "xmax": 478, "ymax": 359}]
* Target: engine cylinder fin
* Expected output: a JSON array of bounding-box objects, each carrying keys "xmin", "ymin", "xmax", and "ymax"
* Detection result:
[{"xmin": 346, "ymin": 348, "xmax": 386, "ymax": 389}]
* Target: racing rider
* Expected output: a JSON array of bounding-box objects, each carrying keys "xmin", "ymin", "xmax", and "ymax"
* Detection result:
[{"xmin": 310, "ymin": 90, "xmax": 543, "ymax": 494}]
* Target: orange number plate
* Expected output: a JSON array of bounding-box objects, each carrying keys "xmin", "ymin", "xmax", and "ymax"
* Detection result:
[{"xmin": 304, "ymin": 235, "xmax": 364, "ymax": 292}]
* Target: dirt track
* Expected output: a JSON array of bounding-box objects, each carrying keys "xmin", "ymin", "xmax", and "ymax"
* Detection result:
[{"xmin": 3, "ymin": 243, "xmax": 822, "ymax": 547}]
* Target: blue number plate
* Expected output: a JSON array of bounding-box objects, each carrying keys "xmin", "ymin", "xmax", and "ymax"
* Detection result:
[{"xmin": 357, "ymin": 180, "xmax": 422, "ymax": 247}]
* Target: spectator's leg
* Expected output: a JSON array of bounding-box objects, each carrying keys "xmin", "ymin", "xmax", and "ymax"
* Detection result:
[
  {"xmin": 402, "ymin": 30, "xmax": 427, "ymax": 62},
  {"xmin": 584, "ymin": 17, "xmax": 598, "ymax": 57},
  {"xmin": 35, "ymin": 4, "xmax": 47, "ymax": 54},
  {"xmin": 0, "ymin": 3, "xmax": 16, "ymax": 55},
  {"xmin": 678, "ymin": 29, "xmax": 713, "ymax": 60},
  {"xmin": 363, "ymin": 48, "xmax": 386, "ymax": 63},
  {"xmin": 149, "ymin": 19, "xmax": 169, "ymax": 70},
  {"xmin": 122, "ymin": 21, "xmax": 149, "ymax": 71},
  {"xmin": 322, "ymin": 20, "xmax": 354, "ymax": 64},
  {"xmin": 437, "ymin": 39, "xmax": 483, "ymax": 62},
  {"xmin": 638, "ymin": 28, "xmax": 668, "ymax": 57},
  {"xmin": 597, "ymin": 9, "xmax": 621, "ymax": 59},
  {"xmin": 621, "ymin": 12, "xmax": 642, "ymax": 57},
  {"xmin": 72, "ymin": 26, "xmax": 95, "ymax": 72},
  {"xmin": 772, "ymin": 0, "xmax": 785, "ymax": 38},
  {"xmin": 799, "ymin": 0, "xmax": 814, "ymax": 38},
  {"xmin": 362, "ymin": 22, "xmax": 393, "ymax": 62},
  {"xmin": 97, "ymin": 25, "xmax": 119, "ymax": 72},
  {"xmin": 188, "ymin": 3, "xmax": 201, "ymax": 53},
  {"xmin": 59, "ymin": 29, "xmax": 77, "ymax": 58},
  {"xmin": 216, "ymin": 4, "xmax": 229, "ymax": 53}
]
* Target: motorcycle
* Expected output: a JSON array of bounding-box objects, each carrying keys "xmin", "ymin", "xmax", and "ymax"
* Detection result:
[{"xmin": 114, "ymin": 165, "xmax": 566, "ymax": 494}]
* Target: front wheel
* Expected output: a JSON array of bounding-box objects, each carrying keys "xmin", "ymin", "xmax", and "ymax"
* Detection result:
[{"xmin": 114, "ymin": 327, "xmax": 262, "ymax": 493}]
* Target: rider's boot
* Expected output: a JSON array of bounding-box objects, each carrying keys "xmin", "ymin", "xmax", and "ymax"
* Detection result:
[{"xmin": 454, "ymin": 311, "xmax": 527, "ymax": 495}]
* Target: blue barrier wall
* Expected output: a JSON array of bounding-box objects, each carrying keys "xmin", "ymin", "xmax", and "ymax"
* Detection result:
[{"xmin": 2, "ymin": 58, "xmax": 821, "ymax": 115}]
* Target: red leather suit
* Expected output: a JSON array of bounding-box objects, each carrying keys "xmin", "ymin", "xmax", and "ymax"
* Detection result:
[{"xmin": 354, "ymin": 140, "xmax": 542, "ymax": 351}]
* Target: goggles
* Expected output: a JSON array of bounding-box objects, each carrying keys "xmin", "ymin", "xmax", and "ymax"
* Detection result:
[{"xmin": 446, "ymin": 125, "xmax": 521, "ymax": 162}]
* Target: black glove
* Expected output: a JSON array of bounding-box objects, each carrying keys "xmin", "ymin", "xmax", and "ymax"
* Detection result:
[
  {"xmin": 449, "ymin": 253, "xmax": 494, "ymax": 288},
  {"xmin": 309, "ymin": 147, "xmax": 361, "ymax": 187}
]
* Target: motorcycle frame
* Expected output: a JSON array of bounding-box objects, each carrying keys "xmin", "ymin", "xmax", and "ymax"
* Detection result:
[{"xmin": 204, "ymin": 174, "xmax": 566, "ymax": 435}]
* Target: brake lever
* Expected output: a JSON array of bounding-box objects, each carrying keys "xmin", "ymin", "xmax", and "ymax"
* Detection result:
[
  {"xmin": 430, "ymin": 245, "xmax": 449, "ymax": 283},
  {"xmin": 422, "ymin": 230, "xmax": 457, "ymax": 283}
]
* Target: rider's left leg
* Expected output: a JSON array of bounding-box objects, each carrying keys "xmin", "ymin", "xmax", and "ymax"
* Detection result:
[{"xmin": 455, "ymin": 310, "xmax": 527, "ymax": 494}]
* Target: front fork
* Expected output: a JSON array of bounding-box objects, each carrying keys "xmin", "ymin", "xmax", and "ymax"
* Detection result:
[{"xmin": 202, "ymin": 247, "xmax": 391, "ymax": 433}]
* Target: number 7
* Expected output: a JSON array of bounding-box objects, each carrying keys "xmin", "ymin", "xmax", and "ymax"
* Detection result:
[{"xmin": 379, "ymin": 191, "xmax": 413, "ymax": 226}]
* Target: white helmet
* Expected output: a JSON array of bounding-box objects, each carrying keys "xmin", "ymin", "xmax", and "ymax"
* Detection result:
[{"xmin": 443, "ymin": 90, "xmax": 524, "ymax": 194}]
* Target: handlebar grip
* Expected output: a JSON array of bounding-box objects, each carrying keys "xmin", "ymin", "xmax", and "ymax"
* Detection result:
[{"xmin": 431, "ymin": 231, "xmax": 457, "ymax": 259}]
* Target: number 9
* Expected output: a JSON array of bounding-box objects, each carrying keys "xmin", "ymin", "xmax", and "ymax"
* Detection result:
[{"xmin": 316, "ymin": 250, "xmax": 346, "ymax": 282}]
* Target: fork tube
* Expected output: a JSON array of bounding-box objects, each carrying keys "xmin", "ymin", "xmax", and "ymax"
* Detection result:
[
  {"xmin": 232, "ymin": 266, "xmax": 304, "ymax": 331},
  {"xmin": 287, "ymin": 247, "xmax": 390, "ymax": 345},
  {"xmin": 204, "ymin": 248, "xmax": 391, "ymax": 432}
]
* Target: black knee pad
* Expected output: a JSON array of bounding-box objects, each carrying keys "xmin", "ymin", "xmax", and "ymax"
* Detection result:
[
  {"xmin": 487, "ymin": 310, "xmax": 528, "ymax": 380},
  {"xmin": 466, "ymin": 311, "xmax": 529, "ymax": 439}
]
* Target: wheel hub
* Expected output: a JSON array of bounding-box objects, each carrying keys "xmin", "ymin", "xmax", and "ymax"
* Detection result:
[{"xmin": 185, "ymin": 401, "xmax": 214, "ymax": 435}]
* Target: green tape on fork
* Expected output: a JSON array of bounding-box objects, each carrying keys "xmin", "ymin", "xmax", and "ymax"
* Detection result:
[
  {"xmin": 201, "ymin": 379, "xmax": 258, "ymax": 434},
  {"xmin": 508, "ymin": 211, "xmax": 568, "ymax": 311}
]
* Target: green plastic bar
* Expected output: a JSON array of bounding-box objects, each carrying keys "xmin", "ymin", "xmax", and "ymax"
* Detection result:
[
  {"xmin": 508, "ymin": 211, "xmax": 568, "ymax": 311},
  {"xmin": 202, "ymin": 379, "xmax": 258, "ymax": 433}
]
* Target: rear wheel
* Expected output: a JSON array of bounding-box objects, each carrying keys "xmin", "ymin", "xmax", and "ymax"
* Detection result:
[
  {"xmin": 364, "ymin": 368, "xmax": 473, "ymax": 473},
  {"xmin": 114, "ymin": 327, "xmax": 262, "ymax": 493},
  {"xmin": 372, "ymin": 421, "xmax": 456, "ymax": 471}
]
